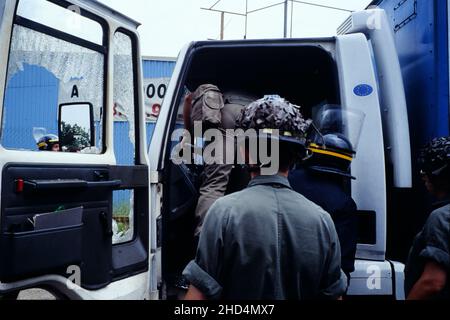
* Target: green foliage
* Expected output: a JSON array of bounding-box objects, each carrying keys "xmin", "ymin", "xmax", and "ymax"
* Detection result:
[
  {"xmin": 117, "ymin": 222, "xmax": 127, "ymax": 233},
  {"xmin": 113, "ymin": 203, "xmax": 131, "ymax": 235},
  {"xmin": 60, "ymin": 121, "xmax": 91, "ymax": 152},
  {"xmin": 113, "ymin": 203, "xmax": 131, "ymax": 218}
]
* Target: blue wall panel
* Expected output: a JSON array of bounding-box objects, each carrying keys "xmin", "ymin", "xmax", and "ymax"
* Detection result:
[
  {"xmin": 142, "ymin": 59, "xmax": 176, "ymax": 78},
  {"xmin": 2, "ymin": 64, "xmax": 59, "ymax": 150}
]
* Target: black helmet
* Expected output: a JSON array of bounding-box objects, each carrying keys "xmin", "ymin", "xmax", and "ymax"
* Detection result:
[
  {"xmin": 237, "ymin": 95, "xmax": 312, "ymax": 146},
  {"xmin": 418, "ymin": 136, "xmax": 450, "ymax": 177},
  {"xmin": 37, "ymin": 134, "xmax": 59, "ymax": 151},
  {"xmin": 307, "ymin": 133, "xmax": 356, "ymax": 179},
  {"xmin": 306, "ymin": 104, "xmax": 365, "ymax": 180}
]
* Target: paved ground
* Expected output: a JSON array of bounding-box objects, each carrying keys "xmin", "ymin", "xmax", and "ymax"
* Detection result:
[{"xmin": 17, "ymin": 289, "xmax": 56, "ymax": 300}]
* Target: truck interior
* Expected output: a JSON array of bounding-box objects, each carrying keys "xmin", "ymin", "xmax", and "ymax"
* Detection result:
[
  {"xmin": 161, "ymin": 42, "xmax": 343, "ymax": 296},
  {"xmin": 185, "ymin": 42, "xmax": 341, "ymax": 117}
]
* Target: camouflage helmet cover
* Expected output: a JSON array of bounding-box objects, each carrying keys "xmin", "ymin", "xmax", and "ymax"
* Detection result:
[
  {"xmin": 238, "ymin": 96, "xmax": 312, "ymax": 145},
  {"xmin": 418, "ymin": 136, "xmax": 450, "ymax": 176}
]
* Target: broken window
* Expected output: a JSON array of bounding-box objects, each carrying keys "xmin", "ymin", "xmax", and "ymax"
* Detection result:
[
  {"xmin": 1, "ymin": 0, "xmax": 105, "ymax": 153},
  {"xmin": 112, "ymin": 31, "xmax": 137, "ymax": 244}
]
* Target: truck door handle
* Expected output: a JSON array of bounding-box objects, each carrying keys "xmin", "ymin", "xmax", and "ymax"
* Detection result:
[
  {"xmin": 19, "ymin": 179, "xmax": 122, "ymax": 192},
  {"xmin": 21, "ymin": 179, "xmax": 87, "ymax": 191},
  {"xmin": 86, "ymin": 180, "xmax": 122, "ymax": 189}
]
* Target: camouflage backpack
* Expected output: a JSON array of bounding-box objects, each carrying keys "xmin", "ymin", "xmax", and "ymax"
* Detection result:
[{"xmin": 190, "ymin": 84, "xmax": 225, "ymax": 129}]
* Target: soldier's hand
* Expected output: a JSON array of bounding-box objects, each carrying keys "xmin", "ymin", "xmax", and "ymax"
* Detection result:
[
  {"xmin": 185, "ymin": 93, "xmax": 193, "ymax": 106},
  {"xmin": 183, "ymin": 92, "xmax": 194, "ymax": 129}
]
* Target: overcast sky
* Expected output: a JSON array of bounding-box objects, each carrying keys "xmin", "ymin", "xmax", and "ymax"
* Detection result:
[{"xmin": 98, "ymin": 0, "xmax": 373, "ymax": 57}]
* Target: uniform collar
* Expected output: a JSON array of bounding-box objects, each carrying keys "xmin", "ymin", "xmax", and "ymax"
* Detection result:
[
  {"xmin": 248, "ymin": 174, "xmax": 292, "ymax": 189},
  {"xmin": 432, "ymin": 197, "xmax": 450, "ymax": 210}
]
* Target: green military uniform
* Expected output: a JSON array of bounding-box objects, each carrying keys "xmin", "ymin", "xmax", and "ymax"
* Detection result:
[
  {"xmin": 194, "ymin": 92, "xmax": 256, "ymax": 236},
  {"xmin": 184, "ymin": 174, "xmax": 348, "ymax": 300}
]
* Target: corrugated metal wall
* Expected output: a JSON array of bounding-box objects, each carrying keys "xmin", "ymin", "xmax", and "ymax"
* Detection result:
[
  {"xmin": 2, "ymin": 64, "xmax": 59, "ymax": 150},
  {"xmin": 142, "ymin": 58, "xmax": 176, "ymax": 78}
]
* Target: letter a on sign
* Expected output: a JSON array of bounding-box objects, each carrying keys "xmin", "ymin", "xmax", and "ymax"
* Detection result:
[{"xmin": 71, "ymin": 85, "xmax": 79, "ymax": 98}]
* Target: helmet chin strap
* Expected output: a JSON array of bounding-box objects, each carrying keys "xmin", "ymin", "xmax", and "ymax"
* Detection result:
[
  {"xmin": 431, "ymin": 163, "xmax": 449, "ymax": 177},
  {"xmin": 302, "ymin": 149, "xmax": 314, "ymax": 162},
  {"xmin": 310, "ymin": 122, "xmax": 326, "ymax": 148}
]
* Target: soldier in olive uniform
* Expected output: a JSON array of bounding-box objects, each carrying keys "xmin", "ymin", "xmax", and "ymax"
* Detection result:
[
  {"xmin": 183, "ymin": 87, "xmax": 256, "ymax": 237},
  {"xmin": 183, "ymin": 96, "xmax": 348, "ymax": 300}
]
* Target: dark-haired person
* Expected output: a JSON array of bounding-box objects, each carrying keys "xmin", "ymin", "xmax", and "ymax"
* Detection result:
[
  {"xmin": 182, "ymin": 96, "xmax": 347, "ymax": 300},
  {"xmin": 405, "ymin": 137, "xmax": 450, "ymax": 300}
]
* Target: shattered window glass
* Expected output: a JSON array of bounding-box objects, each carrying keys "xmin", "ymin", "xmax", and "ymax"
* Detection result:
[
  {"xmin": 17, "ymin": 0, "xmax": 103, "ymax": 45},
  {"xmin": 112, "ymin": 31, "xmax": 136, "ymax": 244},
  {"xmin": 1, "ymin": 24, "xmax": 104, "ymax": 153},
  {"xmin": 113, "ymin": 31, "xmax": 136, "ymax": 163}
]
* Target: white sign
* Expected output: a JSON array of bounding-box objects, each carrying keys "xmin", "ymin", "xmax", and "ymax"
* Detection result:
[
  {"xmin": 144, "ymin": 77, "xmax": 170, "ymax": 122},
  {"xmin": 58, "ymin": 77, "xmax": 171, "ymax": 122}
]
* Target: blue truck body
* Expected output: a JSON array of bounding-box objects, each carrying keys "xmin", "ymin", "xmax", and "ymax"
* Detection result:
[
  {"xmin": 370, "ymin": 0, "xmax": 450, "ymax": 261},
  {"xmin": 372, "ymin": 0, "xmax": 449, "ymax": 149}
]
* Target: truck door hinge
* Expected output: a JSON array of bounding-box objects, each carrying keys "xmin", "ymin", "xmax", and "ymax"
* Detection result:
[{"xmin": 150, "ymin": 170, "xmax": 160, "ymax": 184}]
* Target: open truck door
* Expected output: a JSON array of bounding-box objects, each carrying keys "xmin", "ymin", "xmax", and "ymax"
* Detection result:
[
  {"xmin": 0, "ymin": 0, "xmax": 153, "ymax": 300},
  {"xmin": 150, "ymin": 21, "xmax": 406, "ymax": 298}
]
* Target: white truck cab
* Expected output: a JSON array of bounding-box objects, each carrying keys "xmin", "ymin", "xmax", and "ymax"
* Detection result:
[
  {"xmin": 0, "ymin": 0, "xmax": 411, "ymax": 300},
  {"xmin": 0, "ymin": 0, "xmax": 153, "ymax": 300}
]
